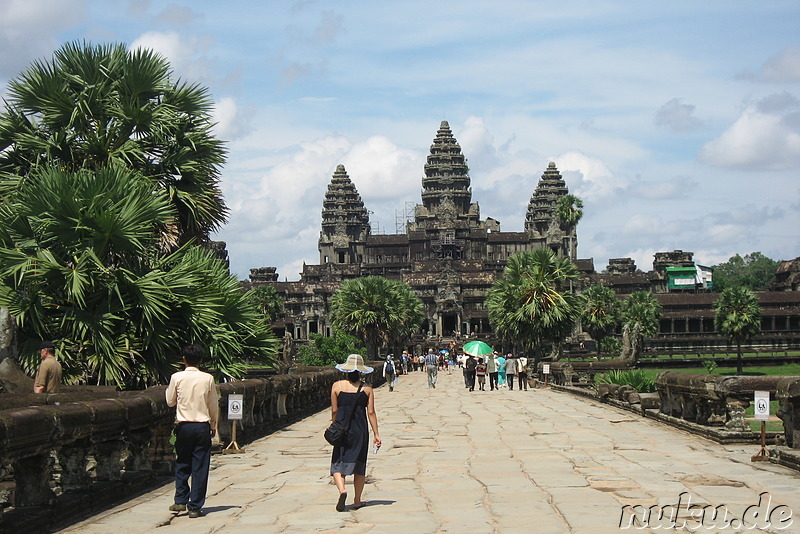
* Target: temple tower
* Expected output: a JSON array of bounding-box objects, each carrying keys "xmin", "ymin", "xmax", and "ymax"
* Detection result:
[
  {"xmin": 413, "ymin": 121, "xmax": 480, "ymax": 232},
  {"xmin": 318, "ymin": 164, "xmax": 371, "ymax": 264},
  {"xmin": 524, "ymin": 162, "xmax": 575, "ymax": 256}
]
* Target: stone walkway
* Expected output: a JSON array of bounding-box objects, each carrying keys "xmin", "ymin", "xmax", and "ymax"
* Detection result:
[{"xmin": 59, "ymin": 370, "xmax": 799, "ymax": 533}]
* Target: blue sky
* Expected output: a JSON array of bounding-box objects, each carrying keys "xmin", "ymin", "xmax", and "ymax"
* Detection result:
[{"xmin": 2, "ymin": 1, "xmax": 799, "ymax": 280}]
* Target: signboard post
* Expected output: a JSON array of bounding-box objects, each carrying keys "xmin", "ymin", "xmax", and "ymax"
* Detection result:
[
  {"xmin": 542, "ymin": 364, "xmax": 550, "ymax": 388},
  {"xmin": 751, "ymin": 391, "xmax": 769, "ymax": 462},
  {"xmin": 224, "ymin": 394, "xmax": 244, "ymax": 453}
]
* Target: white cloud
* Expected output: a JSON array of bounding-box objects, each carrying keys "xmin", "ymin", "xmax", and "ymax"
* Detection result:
[
  {"xmin": 655, "ymin": 98, "xmax": 703, "ymax": 133},
  {"xmin": 212, "ymin": 97, "xmax": 253, "ymax": 141},
  {"xmin": 129, "ymin": 31, "xmax": 214, "ymax": 83},
  {"xmin": 745, "ymin": 47, "xmax": 800, "ymax": 83},
  {"xmin": 553, "ymin": 151, "xmax": 624, "ymax": 201},
  {"xmin": 699, "ymin": 93, "xmax": 800, "ymax": 170}
]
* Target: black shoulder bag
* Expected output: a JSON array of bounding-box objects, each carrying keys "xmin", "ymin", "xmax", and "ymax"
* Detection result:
[{"xmin": 324, "ymin": 382, "xmax": 363, "ymax": 446}]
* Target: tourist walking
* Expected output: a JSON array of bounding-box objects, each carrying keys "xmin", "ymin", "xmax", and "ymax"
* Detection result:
[
  {"xmin": 506, "ymin": 354, "xmax": 518, "ymax": 390},
  {"xmin": 517, "ymin": 354, "xmax": 529, "ymax": 391},
  {"xmin": 382, "ymin": 355, "xmax": 396, "ymax": 391},
  {"xmin": 475, "ymin": 358, "xmax": 487, "ymax": 391},
  {"xmin": 33, "ymin": 341, "xmax": 62, "ymax": 393},
  {"xmin": 330, "ymin": 354, "xmax": 381, "ymax": 512},
  {"xmin": 166, "ymin": 344, "xmax": 219, "ymax": 518},
  {"xmin": 487, "ymin": 351, "xmax": 498, "ymax": 391},
  {"xmin": 496, "ymin": 353, "xmax": 507, "ymax": 388},
  {"xmin": 465, "ymin": 354, "xmax": 477, "ymax": 391},
  {"xmin": 425, "ymin": 349, "xmax": 439, "ymax": 388}
]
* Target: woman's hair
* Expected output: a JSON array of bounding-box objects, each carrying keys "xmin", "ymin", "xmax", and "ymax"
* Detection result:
[{"xmin": 347, "ymin": 371, "xmax": 362, "ymax": 383}]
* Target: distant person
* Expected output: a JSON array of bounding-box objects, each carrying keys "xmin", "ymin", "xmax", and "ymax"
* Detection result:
[
  {"xmin": 424, "ymin": 349, "xmax": 439, "ymax": 388},
  {"xmin": 496, "ymin": 353, "xmax": 507, "ymax": 388},
  {"xmin": 517, "ymin": 354, "xmax": 529, "ymax": 391},
  {"xmin": 166, "ymin": 344, "xmax": 219, "ymax": 519},
  {"xmin": 330, "ymin": 354, "xmax": 381, "ymax": 511},
  {"xmin": 506, "ymin": 354, "xmax": 518, "ymax": 390},
  {"xmin": 487, "ymin": 351, "xmax": 498, "ymax": 391},
  {"xmin": 465, "ymin": 354, "xmax": 477, "ymax": 391},
  {"xmin": 382, "ymin": 355, "xmax": 396, "ymax": 392},
  {"xmin": 33, "ymin": 341, "xmax": 62, "ymax": 393},
  {"xmin": 475, "ymin": 358, "xmax": 487, "ymax": 391}
]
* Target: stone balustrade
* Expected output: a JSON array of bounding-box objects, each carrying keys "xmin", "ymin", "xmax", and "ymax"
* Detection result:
[
  {"xmin": 0, "ymin": 365, "xmax": 385, "ymax": 532},
  {"xmin": 655, "ymin": 372, "xmax": 799, "ymax": 434},
  {"xmin": 776, "ymin": 377, "xmax": 800, "ymax": 448}
]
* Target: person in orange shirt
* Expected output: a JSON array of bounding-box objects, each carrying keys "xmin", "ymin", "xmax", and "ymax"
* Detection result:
[{"xmin": 166, "ymin": 344, "xmax": 219, "ymax": 518}]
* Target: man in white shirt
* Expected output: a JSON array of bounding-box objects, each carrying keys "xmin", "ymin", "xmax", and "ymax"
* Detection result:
[{"xmin": 166, "ymin": 344, "xmax": 219, "ymax": 518}]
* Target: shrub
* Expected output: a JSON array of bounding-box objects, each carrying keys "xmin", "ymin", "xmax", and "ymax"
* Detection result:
[{"xmin": 596, "ymin": 369, "xmax": 656, "ymax": 393}]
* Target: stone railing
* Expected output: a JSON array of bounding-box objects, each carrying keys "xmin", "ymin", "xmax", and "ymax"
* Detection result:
[
  {"xmin": 776, "ymin": 377, "xmax": 800, "ymax": 448},
  {"xmin": 655, "ymin": 372, "xmax": 798, "ymax": 434},
  {"xmin": 0, "ymin": 365, "xmax": 385, "ymax": 532},
  {"xmin": 536, "ymin": 359, "xmax": 634, "ymax": 387}
]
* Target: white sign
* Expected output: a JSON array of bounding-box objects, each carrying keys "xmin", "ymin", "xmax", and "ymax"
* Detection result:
[
  {"xmin": 542, "ymin": 364, "xmax": 551, "ymax": 375},
  {"xmin": 754, "ymin": 391, "xmax": 770, "ymax": 422},
  {"xmin": 228, "ymin": 394, "xmax": 244, "ymax": 420}
]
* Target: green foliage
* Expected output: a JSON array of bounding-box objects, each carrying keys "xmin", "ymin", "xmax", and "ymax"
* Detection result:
[
  {"xmin": 297, "ymin": 330, "xmax": 366, "ymax": 367},
  {"xmin": 599, "ymin": 336, "xmax": 622, "ymax": 357},
  {"xmin": 711, "ymin": 252, "xmax": 779, "ymax": 292},
  {"xmin": 622, "ymin": 291, "xmax": 662, "ymax": 337},
  {"xmin": 713, "ymin": 287, "xmax": 761, "ymax": 375},
  {"xmin": 0, "ymin": 165, "xmax": 278, "ymax": 388},
  {"xmin": 580, "ymin": 285, "xmax": 621, "ymax": 355},
  {"xmin": 329, "ymin": 276, "xmax": 423, "ymax": 360},
  {"xmin": 487, "ymin": 248, "xmax": 582, "ymax": 361},
  {"xmin": 702, "ymin": 360, "xmax": 718, "ymax": 373},
  {"xmin": 0, "ymin": 41, "xmax": 227, "ymax": 243},
  {"xmin": 596, "ymin": 369, "xmax": 656, "ymax": 393},
  {"xmin": 245, "ymin": 285, "xmax": 284, "ymax": 323}
]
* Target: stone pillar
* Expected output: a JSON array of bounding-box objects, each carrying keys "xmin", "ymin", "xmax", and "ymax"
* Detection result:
[
  {"xmin": 93, "ymin": 441, "xmax": 124, "ymax": 481},
  {"xmin": 57, "ymin": 439, "xmax": 91, "ymax": 491}
]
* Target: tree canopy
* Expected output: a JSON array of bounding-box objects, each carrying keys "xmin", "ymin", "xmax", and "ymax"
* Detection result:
[
  {"xmin": 713, "ymin": 287, "xmax": 761, "ymax": 375},
  {"xmin": 329, "ymin": 276, "xmax": 424, "ymax": 360},
  {"xmin": 621, "ymin": 291, "xmax": 662, "ymax": 337},
  {"xmin": 487, "ymin": 248, "xmax": 582, "ymax": 362},
  {"xmin": 0, "ymin": 41, "xmax": 227, "ymax": 244},
  {"xmin": 711, "ymin": 252, "xmax": 779, "ymax": 292},
  {"xmin": 580, "ymin": 285, "xmax": 621, "ymax": 357}
]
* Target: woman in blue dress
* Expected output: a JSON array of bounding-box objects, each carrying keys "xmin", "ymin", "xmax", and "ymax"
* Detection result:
[
  {"xmin": 330, "ymin": 354, "xmax": 381, "ymax": 511},
  {"xmin": 496, "ymin": 353, "xmax": 507, "ymax": 387}
]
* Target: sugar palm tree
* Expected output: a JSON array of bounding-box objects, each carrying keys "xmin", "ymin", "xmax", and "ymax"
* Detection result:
[
  {"xmin": 556, "ymin": 194, "xmax": 583, "ymax": 260},
  {"xmin": 330, "ymin": 276, "xmax": 424, "ymax": 361},
  {"xmin": 0, "ymin": 41, "xmax": 227, "ymax": 245},
  {"xmin": 713, "ymin": 287, "xmax": 761, "ymax": 375},
  {"xmin": 580, "ymin": 285, "xmax": 621, "ymax": 357},
  {"xmin": 487, "ymin": 248, "xmax": 582, "ymax": 365},
  {"xmin": 0, "ymin": 165, "xmax": 276, "ymax": 387}
]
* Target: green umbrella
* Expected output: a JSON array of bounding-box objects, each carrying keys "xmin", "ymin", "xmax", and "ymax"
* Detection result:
[{"xmin": 462, "ymin": 340, "xmax": 493, "ymax": 357}]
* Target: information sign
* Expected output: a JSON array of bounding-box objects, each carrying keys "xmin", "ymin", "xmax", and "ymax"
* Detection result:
[
  {"xmin": 754, "ymin": 391, "xmax": 770, "ymax": 422},
  {"xmin": 542, "ymin": 364, "xmax": 550, "ymax": 375},
  {"xmin": 228, "ymin": 394, "xmax": 244, "ymax": 420}
]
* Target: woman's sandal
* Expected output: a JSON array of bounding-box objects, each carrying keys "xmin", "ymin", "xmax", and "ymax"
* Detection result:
[
  {"xmin": 336, "ymin": 492, "xmax": 347, "ymax": 512},
  {"xmin": 353, "ymin": 502, "xmax": 367, "ymax": 510}
]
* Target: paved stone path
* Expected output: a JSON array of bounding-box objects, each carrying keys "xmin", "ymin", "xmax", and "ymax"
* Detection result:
[{"xmin": 59, "ymin": 370, "xmax": 799, "ymax": 533}]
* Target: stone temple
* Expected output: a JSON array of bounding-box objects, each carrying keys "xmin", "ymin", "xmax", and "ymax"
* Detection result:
[
  {"xmin": 250, "ymin": 121, "xmax": 577, "ymax": 343},
  {"xmin": 248, "ymin": 121, "xmax": 800, "ymax": 355}
]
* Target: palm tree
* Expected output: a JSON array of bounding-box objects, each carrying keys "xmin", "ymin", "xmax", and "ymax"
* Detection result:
[
  {"xmin": 0, "ymin": 165, "xmax": 276, "ymax": 387},
  {"xmin": 556, "ymin": 194, "xmax": 583, "ymax": 260},
  {"xmin": 620, "ymin": 291, "xmax": 662, "ymax": 359},
  {"xmin": 713, "ymin": 287, "xmax": 761, "ymax": 375},
  {"xmin": 0, "ymin": 41, "xmax": 227, "ymax": 245},
  {"xmin": 329, "ymin": 276, "xmax": 423, "ymax": 360},
  {"xmin": 487, "ymin": 248, "xmax": 582, "ymax": 365},
  {"xmin": 580, "ymin": 285, "xmax": 621, "ymax": 357}
]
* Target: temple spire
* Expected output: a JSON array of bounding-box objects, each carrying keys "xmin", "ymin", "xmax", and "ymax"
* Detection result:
[
  {"xmin": 318, "ymin": 164, "xmax": 370, "ymax": 264},
  {"xmin": 524, "ymin": 162, "xmax": 573, "ymax": 255},
  {"xmin": 421, "ymin": 121, "xmax": 472, "ymax": 214}
]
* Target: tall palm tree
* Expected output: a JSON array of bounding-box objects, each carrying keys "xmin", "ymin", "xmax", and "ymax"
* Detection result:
[
  {"xmin": 0, "ymin": 165, "xmax": 276, "ymax": 387},
  {"xmin": 329, "ymin": 276, "xmax": 423, "ymax": 360},
  {"xmin": 487, "ymin": 248, "xmax": 582, "ymax": 364},
  {"xmin": 580, "ymin": 285, "xmax": 621, "ymax": 357},
  {"xmin": 0, "ymin": 41, "xmax": 227, "ymax": 245},
  {"xmin": 713, "ymin": 287, "xmax": 761, "ymax": 375},
  {"xmin": 622, "ymin": 291, "xmax": 662, "ymax": 336},
  {"xmin": 556, "ymin": 194, "xmax": 583, "ymax": 260}
]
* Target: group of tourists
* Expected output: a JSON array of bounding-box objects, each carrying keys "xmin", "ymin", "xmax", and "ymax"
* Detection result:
[{"xmin": 461, "ymin": 351, "xmax": 529, "ymax": 391}]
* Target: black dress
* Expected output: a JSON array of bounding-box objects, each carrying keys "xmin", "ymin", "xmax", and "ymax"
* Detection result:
[{"xmin": 330, "ymin": 389, "xmax": 369, "ymax": 476}]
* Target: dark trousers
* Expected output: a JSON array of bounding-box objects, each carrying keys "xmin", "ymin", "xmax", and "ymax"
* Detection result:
[
  {"xmin": 489, "ymin": 372, "xmax": 498, "ymax": 390},
  {"xmin": 518, "ymin": 371, "xmax": 528, "ymax": 390},
  {"xmin": 508, "ymin": 374, "xmax": 516, "ymax": 390},
  {"xmin": 174, "ymin": 422, "xmax": 212, "ymax": 510}
]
